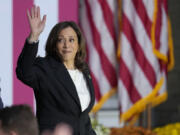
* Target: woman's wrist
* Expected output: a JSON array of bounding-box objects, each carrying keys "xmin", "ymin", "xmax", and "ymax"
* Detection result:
[{"xmin": 28, "ymin": 33, "xmax": 39, "ymax": 44}]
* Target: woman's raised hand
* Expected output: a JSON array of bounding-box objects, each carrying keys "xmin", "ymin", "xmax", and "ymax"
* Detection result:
[{"xmin": 27, "ymin": 5, "xmax": 46, "ymax": 42}]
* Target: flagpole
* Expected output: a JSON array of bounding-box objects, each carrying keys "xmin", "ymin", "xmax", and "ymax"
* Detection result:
[
  {"xmin": 147, "ymin": 103, "xmax": 152, "ymax": 130},
  {"xmin": 139, "ymin": 112, "xmax": 143, "ymax": 127}
]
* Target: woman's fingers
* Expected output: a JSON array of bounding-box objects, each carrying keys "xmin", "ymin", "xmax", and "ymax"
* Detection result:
[
  {"xmin": 34, "ymin": 5, "xmax": 38, "ymax": 18},
  {"xmin": 31, "ymin": 6, "xmax": 34, "ymax": 18},
  {"xmin": 27, "ymin": 9, "xmax": 31, "ymax": 21},
  {"xmin": 42, "ymin": 15, "xmax": 47, "ymax": 25},
  {"xmin": 28, "ymin": 5, "xmax": 40, "ymax": 19},
  {"xmin": 37, "ymin": 6, "xmax": 40, "ymax": 18},
  {"xmin": 26, "ymin": 5, "xmax": 46, "ymax": 36}
]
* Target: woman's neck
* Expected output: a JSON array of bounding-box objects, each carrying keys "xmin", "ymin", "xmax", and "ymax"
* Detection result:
[{"xmin": 63, "ymin": 61, "xmax": 76, "ymax": 70}]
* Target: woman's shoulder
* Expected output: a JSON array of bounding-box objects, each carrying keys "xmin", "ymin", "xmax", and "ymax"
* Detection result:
[
  {"xmin": 34, "ymin": 55, "xmax": 63, "ymax": 68},
  {"xmin": 34, "ymin": 56, "xmax": 49, "ymax": 67},
  {"xmin": 35, "ymin": 56, "xmax": 46, "ymax": 63},
  {"xmin": 33, "ymin": 56, "xmax": 54, "ymax": 72}
]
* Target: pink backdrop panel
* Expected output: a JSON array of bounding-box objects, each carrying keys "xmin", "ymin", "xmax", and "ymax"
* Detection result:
[
  {"xmin": 13, "ymin": 0, "xmax": 34, "ymax": 108},
  {"xmin": 58, "ymin": 0, "xmax": 79, "ymax": 23}
]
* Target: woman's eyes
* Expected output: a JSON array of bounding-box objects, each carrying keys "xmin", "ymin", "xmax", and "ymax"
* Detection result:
[
  {"xmin": 57, "ymin": 38, "xmax": 75, "ymax": 43},
  {"xmin": 69, "ymin": 38, "xmax": 74, "ymax": 42},
  {"xmin": 57, "ymin": 38, "xmax": 64, "ymax": 43}
]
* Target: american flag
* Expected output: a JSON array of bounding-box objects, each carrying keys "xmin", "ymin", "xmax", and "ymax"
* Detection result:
[
  {"xmin": 117, "ymin": 0, "xmax": 174, "ymax": 122},
  {"xmin": 79, "ymin": 0, "xmax": 118, "ymax": 111}
]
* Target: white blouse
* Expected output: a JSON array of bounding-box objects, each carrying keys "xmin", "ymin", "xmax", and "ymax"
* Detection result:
[{"xmin": 68, "ymin": 69, "xmax": 90, "ymax": 112}]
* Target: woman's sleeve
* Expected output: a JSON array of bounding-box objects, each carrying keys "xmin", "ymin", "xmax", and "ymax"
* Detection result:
[{"xmin": 16, "ymin": 39, "xmax": 39, "ymax": 89}]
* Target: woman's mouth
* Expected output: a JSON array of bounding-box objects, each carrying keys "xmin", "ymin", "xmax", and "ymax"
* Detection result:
[{"xmin": 62, "ymin": 50, "xmax": 72, "ymax": 53}]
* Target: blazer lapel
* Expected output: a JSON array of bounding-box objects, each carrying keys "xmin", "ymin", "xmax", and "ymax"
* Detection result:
[
  {"xmin": 82, "ymin": 70, "xmax": 95, "ymax": 112},
  {"xmin": 47, "ymin": 56, "xmax": 81, "ymax": 107}
]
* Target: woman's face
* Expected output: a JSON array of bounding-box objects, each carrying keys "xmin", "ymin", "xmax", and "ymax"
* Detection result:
[{"xmin": 57, "ymin": 27, "xmax": 79, "ymax": 63}]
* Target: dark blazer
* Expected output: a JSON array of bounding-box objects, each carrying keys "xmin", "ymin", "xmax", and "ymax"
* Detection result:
[{"xmin": 16, "ymin": 40, "xmax": 96, "ymax": 135}]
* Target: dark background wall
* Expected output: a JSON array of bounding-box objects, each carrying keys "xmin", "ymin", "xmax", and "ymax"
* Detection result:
[{"xmin": 153, "ymin": 0, "xmax": 180, "ymax": 127}]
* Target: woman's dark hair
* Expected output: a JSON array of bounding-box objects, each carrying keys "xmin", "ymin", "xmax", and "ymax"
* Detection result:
[{"xmin": 45, "ymin": 21, "xmax": 87, "ymax": 72}]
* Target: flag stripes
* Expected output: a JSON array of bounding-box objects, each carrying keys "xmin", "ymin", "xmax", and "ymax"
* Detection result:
[
  {"xmin": 97, "ymin": 0, "xmax": 116, "ymax": 42},
  {"xmin": 122, "ymin": 13, "xmax": 157, "ymax": 87},
  {"xmin": 80, "ymin": 0, "xmax": 117, "ymax": 111},
  {"xmin": 132, "ymin": 0, "xmax": 152, "ymax": 37},
  {"xmin": 118, "ymin": 0, "xmax": 173, "ymax": 122}
]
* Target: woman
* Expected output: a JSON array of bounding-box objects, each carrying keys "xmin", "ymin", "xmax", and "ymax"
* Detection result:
[{"xmin": 16, "ymin": 5, "xmax": 96, "ymax": 135}]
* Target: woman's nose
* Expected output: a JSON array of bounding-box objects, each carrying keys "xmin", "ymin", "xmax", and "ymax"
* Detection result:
[{"xmin": 63, "ymin": 40, "xmax": 68, "ymax": 48}]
